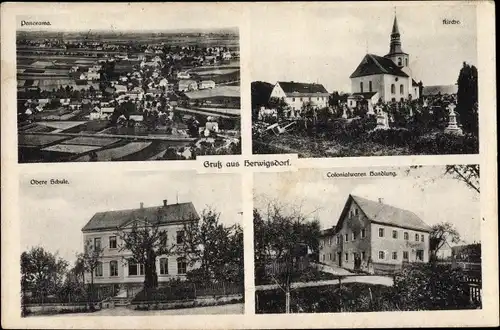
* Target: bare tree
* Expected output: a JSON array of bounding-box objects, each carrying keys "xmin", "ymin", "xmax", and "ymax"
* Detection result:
[{"xmin": 77, "ymin": 239, "xmax": 104, "ymax": 303}]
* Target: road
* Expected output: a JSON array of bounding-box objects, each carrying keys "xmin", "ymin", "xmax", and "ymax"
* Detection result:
[
  {"xmin": 255, "ymin": 275, "xmax": 394, "ymax": 291},
  {"xmin": 35, "ymin": 303, "xmax": 244, "ymax": 316}
]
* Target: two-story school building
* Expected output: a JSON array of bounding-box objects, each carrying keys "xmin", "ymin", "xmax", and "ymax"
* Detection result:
[
  {"xmin": 81, "ymin": 199, "xmax": 200, "ymax": 297},
  {"xmin": 319, "ymin": 194, "xmax": 431, "ymax": 274}
]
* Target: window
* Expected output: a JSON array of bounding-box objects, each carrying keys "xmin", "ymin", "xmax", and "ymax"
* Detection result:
[
  {"xmin": 109, "ymin": 236, "xmax": 117, "ymax": 249},
  {"xmin": 328, "ymin": 237, "xmax": 332, "ymax": 246},
  {"xmin": 415, "ymin": 234, "xmax": 419, "ymax": 241},
  {"xmin": 405, "ymin": 58, "xmax": 408, "ymax": 66},
  {"xmin": 345, "ymin": 253, "xmax": 349, "ymax": 261},
  {"xmin": 369, "ymin": 81, "xmax": 373, "ymax": 92},
  {"xmin": 292, "ymin": 97, "xmax": 295, "ymax": 102},
  {"xmin": 352, "ymin": 231, "xmax": 357, "ymax": 240},
  {"xmin": 360, "ymin": 82, "xmax": 363, "ymax": 93},
  {"xmin": 392, "ymin": 252, "xmax": 398, "ymax": 260},
  {"xmin": 354, "ymin": 208, "xmax": 359, "ymax": 216},
  {"xmin": 403, "ymin": 251, "xmax": 409, "ymax": 260},
  {"xmin": 322, "ymin": 254, "xmax": 325, "ymax": 261},
  {"xmin": 378, "ymin": 251, "xmax": 385, "ymax": 260},
  {"xmin": 416, "ymin": 250, "xmax": 424, "ymax": 261},
  {"xmin": 421, "ymin": 234, "xmax": 424, "ymax": 242},
  {"xmin": 336, "ymin": 235, "xmax": 340, "ymax": 244},
  {"xmin": 160, "ymin": 258, "xmax": 168, "ymax": 275},
  {"xmin": 309, "ymin": 97, "xmax": 311, "ymax": 101},
  {"xmin": 329, "ymin": 253, "xmax": 332, "ymax": 261},
  {"xmin": 378, "ymin": 228, "xmax": 385, "ymax": 237},
  {"xmin": 333, "ymin": 253, "xmax": 336, "ymax": 261},
  {"xmin": 344, "ymin": 233, "xmax": 349, "ymax": 242},
  {"xmin": 400, "ymin": 84, "xmax": 404, "ymax": 94},
  {"xmin": 392, "ymin": 230, "xmax": 398, "ymax": 239},
  {"xmin": 128, "ymin": 262, "xmax": 144, "ymax": 276},
  {"xmin": 177, "ymin": 258, "xmax": 187, "ymax": 274},
  {"xmin": 404, "ymin": 232, "xmax": 409, "ymax": 240},
  {"xmin": 398, "ymin": 57, "xmax": 402, "ymax": 66},
  {"xmin": 95, "ymin": 262, "xmax": 103, "ymax": 277},
  {"xmin": 110, "ymin": 260, "xmax": 118, "ymax": 276},
  {"xmin": 361, "ymin": 228, "xmax": 366, "ymax": 238},
  {"xmin": 361, "ymin": 251, "xmax": 366, "ymax": 260},
  {"xmin": 391, "ymin": 84, "xmax": 395, "ymax": 94},
  {"xmin": 94, "ymin": 237, "xmax": 102, "ymax": 250},
  {"xmin": 176, "ymin": 231, "xmax": 185, "ymax": 244}
]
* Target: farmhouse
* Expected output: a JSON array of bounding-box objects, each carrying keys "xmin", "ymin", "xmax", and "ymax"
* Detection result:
[
  {"xmin": 269, "ymin": 81, "xmax": 329, "ymax": 117},
  {"xmin": 81, "ymin": 200, "xmax": 201, "ymax": 297},
  {"xmin": 348, "ymin": 14, "xmax": 420, "ymax": 110},
  {"xmin": 319, "ymin": 195, "xmax": 431, "ymax": 274}
]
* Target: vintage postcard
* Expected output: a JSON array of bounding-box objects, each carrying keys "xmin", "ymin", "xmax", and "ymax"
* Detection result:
[{"xmin": 1, "ymin": 1, "xmax": 498, "ymax": 330}]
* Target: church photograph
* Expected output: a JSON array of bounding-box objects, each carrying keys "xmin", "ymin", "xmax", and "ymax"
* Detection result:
[{"xmin": 250, "ymin": 3, "xmax": 479, "ymax": 158}]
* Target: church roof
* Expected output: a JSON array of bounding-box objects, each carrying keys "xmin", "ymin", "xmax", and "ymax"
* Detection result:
[
  {"xmin": 350, "ymin": 54, "xmax": 409, "ymax": 79},
  {"xmin": 412, "ymin": 79, "xmax": 419, "ymax": 86},
  {"xmin": 277, "ymin": 81, "xmax": 329, "ymax": 96}
]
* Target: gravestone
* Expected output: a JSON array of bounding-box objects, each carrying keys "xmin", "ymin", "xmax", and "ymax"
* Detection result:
[
  {"xmin": 444, "ymin": 103, "xmax": 463, "ymax": 135},
  {"xmin": 374, "ymin": 108, "xmax": 389, "ymax": 130},
  {"xmin": 342, "ymin": 106, "xmax": 348, "ymax": 119}
]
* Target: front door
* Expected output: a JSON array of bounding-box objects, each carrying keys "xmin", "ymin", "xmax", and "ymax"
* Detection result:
[{"xmin": 337, "ymin": 252, "xmax": 342, "ymax": 267}]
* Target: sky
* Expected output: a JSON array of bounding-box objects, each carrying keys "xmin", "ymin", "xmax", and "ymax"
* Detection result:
[
  {"xmin": 254, "ymin": 166, "xmax": 481, "ymax": 245},
  {"xmin": 20, "ymin": 171, "xmax": 243, "ymax": 265},
  {"xmin": 16, "ymin": 4, "xmax": 242, "ymax": 32},
  {"xmin": 250, "ymin": 3, "xmax": 478, "ymax": 92}
]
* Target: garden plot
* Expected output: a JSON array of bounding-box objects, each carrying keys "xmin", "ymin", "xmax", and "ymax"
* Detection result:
[
  {"xmin": 41, "ymin": 144, "xmax": 102, "ymax": 154},
  {"xmin": 60, "ymin": 136, "xmax": 121, "ymax": 147},
  {"xmin": 18, "ymin": 134, "xmax": 70, "ymax": 148},
  {"xmin": 74, "ymin": 141, "xmax": 152, "ymax": 161},
  {"xmin": 37, "ymin": 121, "xmax": 87, "ymax": 131}
]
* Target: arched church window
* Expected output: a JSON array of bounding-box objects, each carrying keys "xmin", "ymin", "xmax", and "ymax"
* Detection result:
[
  {"xmin": 400, "ymin": 84, "xmax": 404, "ymax": 94},
  {"xmin": 391, "ymin": 84, "xmax": 395, "ymax": 94},
  {"xmin": 360, "ymin": 82, "xmax": 363, "ymax": 93},
  {"xmin": 369, "ymin": 81, "xmax": 372, "ymax": 92},
  {"xmin": 405, "ymin": 58, "xmax": 408, "ymax": 66},
  {"xmin": 398, "ymin": 57, "xmax": 402, "ymax": 66}
]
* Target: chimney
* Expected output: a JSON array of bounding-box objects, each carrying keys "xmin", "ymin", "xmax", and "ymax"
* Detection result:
[
  {"xmin": 140, "ymin": 202, "xmax": 144, "ymax": 209},
  {"xmin": 163, "ymin": 199, "xmax": 168, "ymax": 207},
  {"xmin": 378, "ymin": 198, "xmax": 384, "ymax": 204}
]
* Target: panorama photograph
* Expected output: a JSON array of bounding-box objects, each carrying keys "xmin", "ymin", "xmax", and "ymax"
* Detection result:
[
  {"xmin": 251, "ymin": 4, "xmax": 479, "ymax": 157},
  {"xmin": 17, "ymin": 26, "xmax": 240, "ymax": 163}
]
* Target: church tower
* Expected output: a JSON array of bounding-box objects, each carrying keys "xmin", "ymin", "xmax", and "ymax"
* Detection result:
[{"xmin": 384, "ymin": 14, "xmax": 409, "ymax": 71}]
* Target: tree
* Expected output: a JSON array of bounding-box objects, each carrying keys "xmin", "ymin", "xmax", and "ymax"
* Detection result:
[
  {"xmin": 21, "ymin": 246, "xmax": 68, "ymax": 301},
  {"xmin": 117, "ymin": 213, "xmax": 182, "ymax": 292},
  {"xmin": 180, "ymin": 209, "xmax": 243, "ymax": 283},
  {"xmin": 445, "ymin": 165, "xmax": 480, "ymax": 194},
  {"xmin": 254, "ymin": 202, "xmax": 321, "ymax": 313},
  {"xmin": 456, "ymin": 62, "xmax": 478, "ymax": 135},
  {"xmin": 429, "ymin": 222, "xmax": 461, "ymax": 261},
  {"xmin": 77, "ymin": 239, "xmax": 104, "ymax": 302},
  {"xmin": 268, "ymin": 97, "xmax": 289, "ymax": 121}
]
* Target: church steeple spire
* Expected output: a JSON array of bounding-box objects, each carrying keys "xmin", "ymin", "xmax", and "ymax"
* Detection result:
[
  {"xmin": 392, "ymin": 15, "xmax": 399, "ymax": 35},
  {"xmin": 389, "ymin": 12, "xmax": 403, "ymax": 54}
]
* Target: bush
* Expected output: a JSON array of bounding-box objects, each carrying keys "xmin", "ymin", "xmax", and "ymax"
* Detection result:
[
  {"xmin": 392, "ymin": 263, "xmax": 479, "ymax": 310},
  {"xmin": 132, "ymin": 282, "xmax": 195, "ymax": 303}
]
